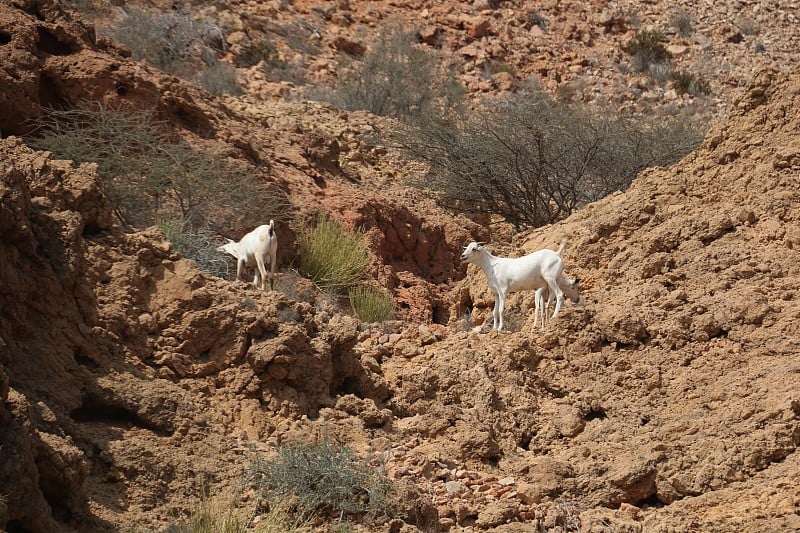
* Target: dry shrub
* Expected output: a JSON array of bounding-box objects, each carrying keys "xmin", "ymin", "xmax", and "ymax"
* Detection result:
[
  {"xmin": 622, "ymin": 30, "xmax": 672, "ymax": 73},
  {"xmin": 324, "ymin": 20, "xmax": 465, "ymax": 122},
  {"xmin": 105, "ymin": 7, "xmax": 239, "ymax": 94},
  {"xmin": 248, "ymin": 441, "xmax": 394, "ymax": 523},
  {"xmin": 387, "ymin": 90, "xmax": 702, "ymax": 229}
]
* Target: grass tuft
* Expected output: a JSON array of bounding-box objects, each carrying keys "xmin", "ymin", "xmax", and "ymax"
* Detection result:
[
  {"xmin": 297, "ymin": 216, "xmax": 372, "ymax": 295},
  {"xmin": 349, "ymin": 285, "xmax": 395, "ymax": 323}
]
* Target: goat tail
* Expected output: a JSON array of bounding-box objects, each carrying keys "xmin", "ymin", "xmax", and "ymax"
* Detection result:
[{"xmin": 556, "ymin": 238, "xmax": 568, "ymax": 256}]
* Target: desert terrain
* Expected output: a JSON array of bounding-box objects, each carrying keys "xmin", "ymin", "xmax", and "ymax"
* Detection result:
[{"xmin": 0, "ymin": 0, "xmax": 798, "ymax": 531}]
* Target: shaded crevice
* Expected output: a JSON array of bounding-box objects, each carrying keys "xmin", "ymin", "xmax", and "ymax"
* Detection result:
[
  {"xmin": 432, "ymin": 303, "xmax": 448, "ymax": 325},
  {"xmin": 37, "ymin": 71, "xmax": 68, "ymax": 110},
  {"xmin": 585, "ymin": 406, "xmax": 607, "ymax": 421},
  {"xmin": 73, "ymin": 348, "xmax": 99, "ymax": 369},
  {"xmin": 0, "ymin": 31, "xmax": 11, "ymax": 45},
  {"xmin": 5, "ymin": 520, "xmax": 35, "ymax": 533},
  {"xmin": 333, "ymin": 376, "xmax": 363, "ymax": 398},
  {"xmin": 635, "ymin": 492, "xmax": 664, "ymax": 508},
  {"xmin": 37, "ymin": 27, "xmax": 74, "ymax": 56},
  {"xmin": 37, "ymin": 475, "xmax": 73, "ymax": 524},
  {"xmin": 70, "ymin": 394, "xmax": 172, "ymax": 436}
]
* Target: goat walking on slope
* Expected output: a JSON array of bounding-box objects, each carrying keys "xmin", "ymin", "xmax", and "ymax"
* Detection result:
[
  {"xmin": 534, "ymin": 274, "xmax": 580, "ymax": 329},
  {"xmin": 217, "ymin": 220, "xmax": 278, "ymax": 290},
  {"xmin": 461, "ymin": 240, "xmax": 579, "ymax": 332}
]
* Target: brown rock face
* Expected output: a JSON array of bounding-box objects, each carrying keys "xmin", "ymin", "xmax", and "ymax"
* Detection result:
[{"xmin": 1, "ymin": 0, "xmax": 800, "ymax": 531}]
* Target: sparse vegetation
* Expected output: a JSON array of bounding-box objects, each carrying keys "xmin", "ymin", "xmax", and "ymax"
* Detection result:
[
  {"xmin": 736, "ymin": 17, "xmax": 761, "ymax": 36},
  {"xmin": 671, "ymin": 69, "xmax": 712, "ymax": 96},
  {"xmin": 526, "ymin": 11, "xmax": 548, "ymax": 31},
  {"xmin": 325, "ymin": 21, "xmax": 466, "ymax": 122},
  {"xmin": 267, "ymin": 20, "xmax": 322, "ymax": 56},
  {"xmin": 105, "ymin": 7, "xmax": 239, "ymax": 95},
  {"xmin": 198, "ymin": 60, "xmax": 242, "ymax": 97},
  {"xmin": 297, "ymin": 216, "xmax": 373, "ymax": 294},
  {"xmin": 622, "ymin": 29, "xmax": 672, "ymax": 73},
  {"xmin": 249, "ymin": 441, "xmax": 394, "ymax": 523},
  {"xmin": 167, "ymin": 493, "xmax": 309, "ymax": 533},
  {"xmin": 457, "ymin": 308, "xmax": 475, "ymax": 332},
  {"xmin": 388, "ymin": 90, "xmax": 702, "ymax": 229},
  {"xmin": 26, "ymin": 102, "xmax": 275, "ymax": 231},
  {"xmin": 158, "ymin": 219, "xmax": 233, "ymax": 278},
  {"xmin": 234, "ymin": 40, "xmax": 280, "ymax": 68},
  {"xmin": 25, "ymin": 102, "xmax": 288, "ymax": 276},
  {"xmin": 349, "ymin": 284, "xmax": 395, "ymax": 323},
  {"xmin": 671, "ymin": 10, "xmax": 695, "ymax": 37}
]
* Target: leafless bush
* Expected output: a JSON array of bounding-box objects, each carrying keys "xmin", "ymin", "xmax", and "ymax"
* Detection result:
[
  {"xmin": 199, "ymin": 60, "xmax": 242, "ymax": 96},
  {"xmin": 671, "ymin": 10, "xmax": 695, "ymax": 37},
  {"xmin": 386, "ymin": 90, "xmax": 702, "ymax": 229},
  {"xmin": 736, "ymin": 17, "xmax": 761, "ymax": 36},
  {"xmin": 159, "ymin": 219, "xmax": 232, "ymax": 278},
  {"xmin": 267, "ymin": 19, "xmax": 321, "ymax": 55},
  {"xmin": 324, "ymin": 21, "xmax": 466, "ymax": 122},
  {"xmin": 105, "ymin": 7, "xmax": 238, "ymax": 93}
]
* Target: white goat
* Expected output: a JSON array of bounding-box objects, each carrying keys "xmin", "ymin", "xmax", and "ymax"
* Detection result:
[
  {"xmin": 461, "ymin": 240, "xmax": 571, "ymax": 332},
  {"xmin": 217, "ymin": 220, "xmax": 278, "ymax": 290},
  {"xmin": 534, "ymin": 274, "xmax": 580, "ymax": 329}
]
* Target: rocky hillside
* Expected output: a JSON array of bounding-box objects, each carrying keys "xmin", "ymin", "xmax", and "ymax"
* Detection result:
[{"xmin": 1, "ymin": 0, "xmax": 799, "ymax": 531}]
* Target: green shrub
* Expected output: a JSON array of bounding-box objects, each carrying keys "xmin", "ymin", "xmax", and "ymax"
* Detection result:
[
  {"xmin": 249, "ymin": 441, "xmax": 394, "ymax": 522},
  {"xmin": 297, "ymin": 216, "xmax": 372, "ymax": 294},
  {"xmin": 26, "ymin": 102, "xmax": 276, "ymax": 232},
  {"xmin": 325, "ymin": 20, "xmax": 465, "ymax": 122},
  {"xmin": 622, "ymin": 30, "xmax": 672, "ymax": 72},
  {"xmin": 349, "ymin": 285, "xmax": 395, "ymax": 323}
]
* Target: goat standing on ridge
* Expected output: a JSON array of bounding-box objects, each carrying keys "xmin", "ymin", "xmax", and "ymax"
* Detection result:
[
  {"xmin": 217, "ymin": 220, "xmax": 278, "ymax": 290},
  {"xmin": 461, "ymin": 240, "xmax": 578, "ymax": 332}
]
